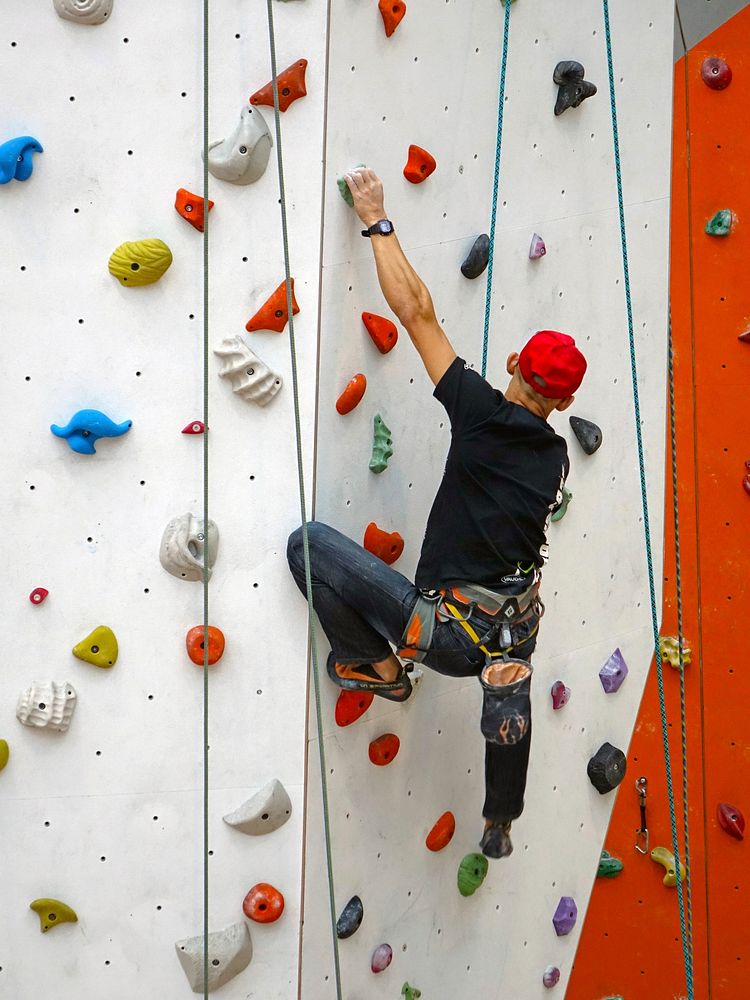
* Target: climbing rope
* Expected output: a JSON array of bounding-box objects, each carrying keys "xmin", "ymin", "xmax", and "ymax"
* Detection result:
[
  {"xmin": 601, "ymin": 1, "xmax": 694, "ymax": 995},
  {"xmin": 264, "ymin": 3, "xmax": 344, "ymax": 998},
  {"xmin": 481, "ymin": 0, "xmax": 512, "ymax": 378}
]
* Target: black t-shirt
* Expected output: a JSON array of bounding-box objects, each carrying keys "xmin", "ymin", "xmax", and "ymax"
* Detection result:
[{"xmin": 415, "ymin": 356, "xmax": 569, "ymax": 592}]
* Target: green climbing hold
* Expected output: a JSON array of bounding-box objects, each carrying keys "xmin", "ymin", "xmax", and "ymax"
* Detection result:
[
  {"xmin": 457, "ymin": 852, "xmax": 489, "ymax": 897},
  {"xmin": 30, "ymin": 898, "xmax": 78, "ymax": 933},
  {"xmin": 337, "ymin": 163, "xmax": 366, "ymax": 207},
  {"xmin": 402, "ymin": 984, "xmax": 422, "ymax": 1000},
  {"xmin": 369, "ymin": 414, "xmax": 393, "ymax": 474},
  {"xmin": 597, "ymin": 849, "xmax": 624, "ymax": 878},
  {"xmin": 705, "ymin": 209, "xmax": 732, "ymax": 236},
  {"xmin": 0, "ymin": 739, "xmax": 8, "ymax": 771},
  {"xmin": 551, "ymin": 486, "xmax": 573, "ymax": 522}
]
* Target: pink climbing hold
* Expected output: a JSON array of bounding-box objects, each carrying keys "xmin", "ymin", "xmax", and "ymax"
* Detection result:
[
  {"xmin": 701, "ymin": 56, "xmax": 732, "ymax": 91},
  {"xmin": 543, "ymin": 965, "xmax": 561, "ymax": 988},
  {"xmin": 551, "ymin": 680, "xmax": 570, "ymax": 710},
  {"xmin": 182, "ymin": 420, "xmax": 205, "ymax": 435},
  {"xmin": 529, "ymin": 233, "xmax": 546, "ymax": 259},
  {"xmin": 29, "ymin": 587, "xmax": 49, "ymax": 605},
  {"xmin": 371, "ymin": 943, "xmax": 393, "ymax": 973},
  {"xmin": 717, "ymin": 802, "xmax": 745, "ymax": 840}
]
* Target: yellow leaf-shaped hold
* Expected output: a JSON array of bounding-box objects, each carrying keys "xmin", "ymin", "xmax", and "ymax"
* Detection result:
[
  {"xmin": 0, "ymin": 739, "xmax": 8, "ymax": 771},
  {"xmin": 30, "ymin": 898, "xmax": 78, "ymax": 933},
  {"xmin": 108, "ymin": 238, "xmax": 173, "ymax": 286}
]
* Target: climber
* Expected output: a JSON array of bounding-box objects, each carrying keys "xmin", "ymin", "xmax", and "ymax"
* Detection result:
[{"xmin": 287, "ymin": 166, "xmax": 586, "ymax": 859}]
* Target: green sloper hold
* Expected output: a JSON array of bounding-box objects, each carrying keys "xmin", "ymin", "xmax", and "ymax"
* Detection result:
[
  {"xmin": 72, "ymin": 625, "xmax": 118, "ymax": 668},
  {"xmin": 337, "ymin": 163, "xmax": 366, "ymax": 207},
  {"xmin": 30, "ymin": 898, "xmax": 78, "ymax": 933},
  {"xmin": 705, "ymin": 209, "xmax": 732, "ymax": 236},
  {"xmin": 457, "ymin": 852, "xmax": 489, "ymax": 897},
  {"xmin": 402, "ymin": 984, "xmax": 422, "ymax": 1000},
  {"xmin": 369, "ymin": 414, "xmax": 393, "ymax": 474},
  {"xmin": 551, "ymin": 486, "xmax": 573, "ymax": 522},
  {"xmin": 597, "ymin": 849, "xmax": 624, "ymax": 878},
  {"xmin": 0, "ymin": 739, "xmax": 8, "ymax": 771}
]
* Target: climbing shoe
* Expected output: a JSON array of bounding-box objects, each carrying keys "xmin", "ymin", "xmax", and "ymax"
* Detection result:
[
  {"xmin": 480, "ymin": 821, "xmax": 514, "ymax": 860},
  {"xmin": 326, "ymin": 652, "xmax": 412, "ymax": 702}
]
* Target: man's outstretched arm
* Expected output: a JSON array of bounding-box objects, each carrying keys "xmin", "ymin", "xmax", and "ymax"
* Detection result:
[{"xmin": 345, "ymin": 167, "xmax": 457, "ymax": 387}]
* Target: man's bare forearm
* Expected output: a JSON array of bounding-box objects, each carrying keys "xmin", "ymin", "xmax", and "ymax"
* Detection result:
[{"xmin": 368, "ymin": 230, "xmax": 431, "ymax": 324}]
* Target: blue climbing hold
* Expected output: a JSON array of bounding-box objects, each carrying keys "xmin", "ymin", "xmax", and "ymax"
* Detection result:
[
  {"xmin": 51, "ymin": 409, "xmax": 132, "ymax": 454},
  {"xmin": 0, "ymin": 136, "xmax": 43, "ymax": 183}
]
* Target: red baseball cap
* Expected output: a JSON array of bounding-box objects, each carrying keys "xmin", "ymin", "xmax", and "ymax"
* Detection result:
[{"xmin": 518, "ymin": 330, "xmax": 587, "ymax": 399}]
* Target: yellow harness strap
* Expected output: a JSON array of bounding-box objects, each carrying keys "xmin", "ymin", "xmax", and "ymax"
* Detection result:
[{"xmin": 443, "ymin": 601, "xmax": 539, "ymax": 659}]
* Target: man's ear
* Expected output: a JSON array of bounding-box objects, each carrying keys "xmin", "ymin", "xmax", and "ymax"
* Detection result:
[
  {"xmin": 506, "ymin": 352, "xmax": 520, "ymax": 376},
  {"xmin": 555, "ymin": 395, "xmax": 575, "ymax": 412}
]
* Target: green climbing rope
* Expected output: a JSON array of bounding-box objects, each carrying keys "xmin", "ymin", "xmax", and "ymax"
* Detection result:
[
  {"xmin": 601, "ymin": 2, "xmax": 694, "ymax": 996},
  {"xmin": 481, "ymin": 0, "xmax": 512, "ymax": 379},
  {"xmin": 264, "ymin": 3, "xmax": 344, "ymax": 998}
]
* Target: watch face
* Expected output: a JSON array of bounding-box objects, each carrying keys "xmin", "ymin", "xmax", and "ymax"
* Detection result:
[{"xmin": 373, "ymin": 220, "xmax": 394, "ymax": 235}]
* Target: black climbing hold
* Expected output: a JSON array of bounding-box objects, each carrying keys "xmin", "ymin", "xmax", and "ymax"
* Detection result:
[
  {"xmin": 553, "ymin": 61, "xmax": 597, "ymax": 116},
  {"xmin": 569, "ymin": 415, "xmax": 602, "ymax": 454},
  {"xmin": 461, "ymin": 234, "xmax": 490, "ymax": 279},
  {"xmin": 336, "ymin": 895, "xmax": 363, "ymax": 939},
  {"xmin": 587, "ymin": 742, "xmax": 626, "ymax": 794}
]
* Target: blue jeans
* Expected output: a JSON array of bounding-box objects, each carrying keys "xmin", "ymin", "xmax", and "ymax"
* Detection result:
[{"xmin": 287, "ymin": 521, "xmax": 538, "ymax": 823}]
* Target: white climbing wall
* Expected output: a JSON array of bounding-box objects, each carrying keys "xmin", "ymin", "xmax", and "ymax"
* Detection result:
[
  {"xmin": 303, "ymin": 0, "xmax": 674, "ymax": 997},
  {"xmin": 0, "ymin": 0, "xmax": 674, "ymax": 998}
]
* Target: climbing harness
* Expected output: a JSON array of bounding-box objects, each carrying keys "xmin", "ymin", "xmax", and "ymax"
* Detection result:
[{"xmin": 634, "ymin": 776, "xmax": 649, "ymax": 854}]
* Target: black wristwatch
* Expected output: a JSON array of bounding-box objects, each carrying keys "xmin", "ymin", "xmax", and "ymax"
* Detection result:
[{"xmin": 361, "ymin": 219, "xmax": 395, "ymax": 238}]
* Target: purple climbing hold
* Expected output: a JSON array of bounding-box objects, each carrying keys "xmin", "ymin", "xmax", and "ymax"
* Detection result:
[
  {"xmin": 529, "ymin": 233, "xmax": 546, "ymax": 259},
  {"xmin": 551, "ymin": 680, "xmax": 570, "ymax": 710},
  {"xmin": 371, "ymin": 943, "xmax": 393, "ymax": 973},
  {"xmin": 552, "ymin": 896, "xmax": 578, "ymax": 936},
  {"xmin": 599, "ymin": 648, "xmax": 628, "ymax": 694},
  {"xmin": 701, "ymin": 56, "xmax": 732, "ymax": 91},
  {"xmin": 543, "ymin": 965, "xmax": 561, "ymax": 988}
]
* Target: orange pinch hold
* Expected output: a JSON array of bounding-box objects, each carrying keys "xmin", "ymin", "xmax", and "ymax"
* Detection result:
[
  {"xmin": 364, "ymin": 522, "xmax": 404, "ymax": 565},
  {"xmin": 362, "ymin": 312, "xmax": 398, "ymax": 354},
  {"xmin": 379, "ymin": 0, "xmax": 406, "ymax": 37},
  {"xmin": 368, "ymin": 732, "xmax": 401, "ymax": 766},
  {"xmin": 175, "ymin": 188, "xmax": 214, "ymax": 233},
  {"xmin": 246, "ymin": 279, "xmax": 300, "ymax": 333},
  {"xmin": 425, "ymin": 811, "xmax": 456, "ymax": 852},
  {"xmin": 186, "ymin": 625, "xmax": 226, "ymax": 666},
  {"xmin": 403, "ymin": 144, "xmax": 437, "ymax": 184},
  {"xmin": 335, "ymin": 689, "xmax": 374, "ymax": 727},
  {"xmin": 336, "ymin": 374, "xmax": 367, "ymax": 415},
  {"xmin": 242, "ymin": 882, "xmax": 285, "ymax": 924},
  {"xmin": 249, "ymin": 58, "xmax": 308, "ymax": 112}
]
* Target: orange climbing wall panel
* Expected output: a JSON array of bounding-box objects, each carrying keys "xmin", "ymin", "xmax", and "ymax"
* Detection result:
[{"xmin": 569, "ymin": 7, "xmax": 750, "ymax": 998}]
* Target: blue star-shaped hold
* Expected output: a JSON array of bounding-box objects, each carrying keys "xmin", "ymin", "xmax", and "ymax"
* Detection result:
[{"xmin": 51, "ymin": 409, "xmax": 132, "ymax": 454}]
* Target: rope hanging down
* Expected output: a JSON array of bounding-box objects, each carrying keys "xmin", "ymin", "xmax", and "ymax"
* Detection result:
[
  {"xmin": 264, "ymin": 3, "xmax": 344, "ymax": 999},
  {"xmin": 601, "ymin": 1, "xmax": 694, "ymax": 995}
]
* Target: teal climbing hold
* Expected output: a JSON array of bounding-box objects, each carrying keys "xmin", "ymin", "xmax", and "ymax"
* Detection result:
[
  {"xmin": 369, "ymin": 414, "xmax": 393, "ymax": 474},
  {"xmin": 705, "ymin": 209, "xmax": 732, "ymax": 236},
  {"xmin": 457, "ymin": 852, "xmax": 489, "ymax": 897},
  {"xmin": 551, "ymin": 486, "xmax": 573, "ymax": 522},
  {"xmin": 597, "ymin": 849, "xmax": 624, "ymax": 878},
  {"xmin": 337, "ymin": 164, "xmax": 366, "ymax": 207}
]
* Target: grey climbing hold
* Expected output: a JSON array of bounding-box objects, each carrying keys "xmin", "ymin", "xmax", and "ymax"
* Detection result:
[
  {"xmin": 587, "ymin": 742, "xmax": 627, "ymax": 794},
  {"xmin": 529, "ymin": 233, "xmax": 546, "ymax": 259},
  {"xmin": 175, "ymin": 922, "xmax": 252, "ymax": 993},
  {"xmin": 337, "ymin": 164, "xmax": 366, "ymax": 207},
  {"xmin": 17, "ymin": 681, "xmax": 76, "ymax": 731},
  {"xmin": 569, "ymin": 415, "xmax": 602, "ymax": 454},
  {"xmin": 222, "ymin": 778, "xmax": 292, "ymax": 835},
  {"xmin": 53, "ymin": 0, "xmax": 113, "ymax": 24},
  {"xmin": 204, "ymin": 107, "xmax": 272, "ymax": 185},
  {"xmin": 214, "ymin": 336, "xmax": 283, "ymax": 405},
  {"xmin": 159, "ymin": 513, "xmax": 219, "ymax": 582},
  {"xmin": 599, "ymin": 647, "xmax": 628, "ymax": 694},
  {"xmin": 336, "ymin": 895, "xmax": 363, "ymax": 938},
  {"xmin": 553, "ymin": 61, "xmax": 597, "ymax": 116},
  {"xmin": 552, "ymin": 896, "xmax": 578, "ymax": 936},
  {"xmin": 461, "ymin": 234, "xmax": 490, "ymax": 279}
]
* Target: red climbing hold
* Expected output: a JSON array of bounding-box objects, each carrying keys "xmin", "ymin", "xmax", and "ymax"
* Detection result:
[
  {"xmin": 336, "ymin": 374, "xmax": 367, "ymax": 415},
  {"xmin": 362, "ymin": 312, "xmax": 398, "ymax": 354},
  {"xmin": 379, "ymin": 0, "xmax": 406, "ymax": 37},
  {"xmin": 175, "ymin": 188, "xmax": 214, "ymax": 233},
  {"xmin": 185, "ymin": 625, "xmax": 226, "ymax": 666},
  {"xmin": 425, "ymin": 811, "xmax": 456, "ymax": 852},
  {"xmin": 701, "ymin": 56, "xmax": 732, "ymax": 91},
  {"xmin": 181, "ymin": 420, "xmax": 205, "ymax": 435},
  {"xmin": 368, "ymin": 733, "xmax": 400, "ymax": 766},
  {"xmin": 743, "ymin": 461, "xmax": 750, "ymax": 496},
  {"xmin": 403, "ymin": 144, "xmax": 437, "ymax": 184},
  {"xmin": 242, "ymin": 882, "xmax": 285, "ymax": 923},
  {"xmin": 250, "ymin": 59, "xmax": 308, "ymax": 112},
  {"xmin": 738, "ymin": 329, "xmax": 750, "ymax": 345},
  {"xmin": 335, "ymin": 689, "xmax": 374, "ymax": 727},
  {"xmin": 29, "ymin": 587, "xmax": 49, "ymax": 606},
  {"xmin": 246, "ymin": 279, "xmax": 300, "ymax": 333},
  {"xmin": 717, "ymin": 802, "xmax": 745, "ymax": 840},
  {"xmin": 364, "ymin": 522, "xmax": 404, "ymax": 565}
]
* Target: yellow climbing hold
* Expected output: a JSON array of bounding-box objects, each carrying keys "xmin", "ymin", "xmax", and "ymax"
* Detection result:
[
  {"xmin": 73, "ymin": 625, "xmax": 118, "ymax": 668},
  {"xmin": 658, "ymin": 634, "xmax": 692, "ymax": 669},
  {"xmin": 650, "ymin": 845, "xmax": 686, "ymax": 887},
  {"xmin": 30, "ymin": 898, "xmax": 78, "ymax": 933},
  {"xmin": 0, "ymin": 739, "xmax": 8, "ymax": 771},
  {"xmin": 108, "ymin": 238, "xmax": 173, "ymax": 286}
]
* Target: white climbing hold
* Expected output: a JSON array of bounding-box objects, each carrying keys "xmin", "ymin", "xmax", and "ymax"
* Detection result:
[
  {"xmin": 214, "ymin": 336, "xmax": 283, "ymax": 406},
  {"xmin": 204, "ymin": 107, "xmax": 272, "ymax": 185},
  {"xmin": 159, "ymin": 513, "xmax": 219, "ymax": 583},
  {"xmin": 53, "ymin": 0, "xmax": 114, "ymax": 24},
  {"xmin": 175, "ymin": 922, "xmax": 253, "ymax": 994},
  {"xmin": 223, "ymin": 778, "xmax": 292, "ymax": 835},
  {"xmin": 16, "ymin": 681, "xmax": 77, "ymax": 731}
]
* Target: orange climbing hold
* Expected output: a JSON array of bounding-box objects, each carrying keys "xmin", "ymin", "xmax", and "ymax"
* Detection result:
[
  {"xmin": 246, "ymin": 279, "xmax": 300, "ymax": 333},
  {"xmin": 379, "ymin": 0, "xmax": 406, "ymax": 37},
  {"xmin": 242, "ymin": 882, "xmax": 285, "ymax": 924},
  {"xmin": 368, "ymin": 733, "xmax": 400, "ymax": 766},
  {"xmin": 185, "ymin": 625, "xmax": 226, "ymax": 666},
  {"xmin": 403, "ymin": 144, "xmax": 437, "ymax": 184},
  {"xmin": 249, "ymin": 59, "xmax": 308, "ymax": 113},
  {"xmin": 336, "ymin": 374, "xmax": 367, "ymax": 414},
  {"xmin": 425, "ymin": 811, "xmax": 456, "ymax": 852},
  {"xmin": 362, "ymin": 312, "xmax": 398, "ymax": 354},
  {"xmin": 175, "ymin": 188, "xmax": 214, "ymax": 233},
  {"xmin": 335, "ymin": 689, "xmax": 374, "ymax": 727},
  {"xmin": 364, "ymin": 522, "xmax": 404, "ymax": 565}
]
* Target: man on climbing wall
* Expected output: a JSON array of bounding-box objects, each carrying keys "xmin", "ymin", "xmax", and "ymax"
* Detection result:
[{"xmin": 287, "ymin": 167, "xmax": 586, "ymax": 859}]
